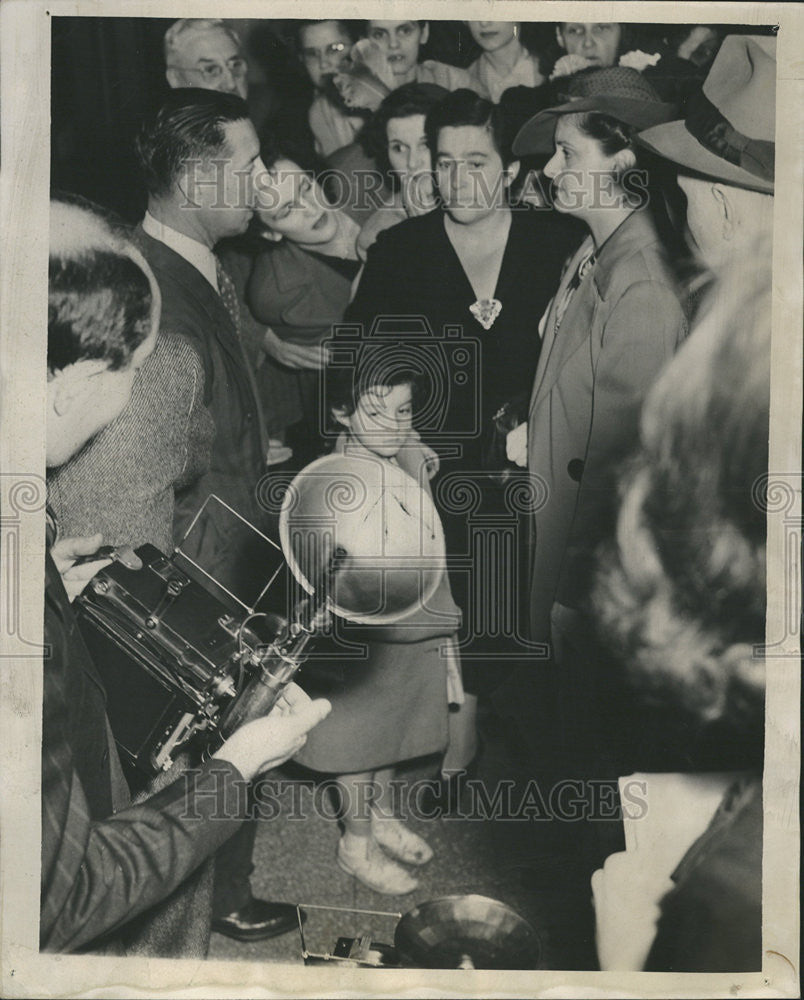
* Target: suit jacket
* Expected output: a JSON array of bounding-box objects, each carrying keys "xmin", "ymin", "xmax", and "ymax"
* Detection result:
[
  {"xmin": 41, "ymin": 551, "xmax": 246, "ymax": 953},
  {"xmin": 526, "ymin": 209, "xmax": 688, "ymax": 641},
  {"xmin": 646, "ymin": 776, "xmax": 762, "ymax": 971},
  {"xmin": 346, "ymin": 205, "xmax": 582, "ymax": 471},
  {"xmin": 217, "ymin": 241, "xmax": 303, "ymax": 436},
  {"xmin": 47, "ymin": 332, "xmax": 213, "ymax": 555},
  {"xmin": 134, "ymin": 228, "xmax": 268, "ymax": 582}
]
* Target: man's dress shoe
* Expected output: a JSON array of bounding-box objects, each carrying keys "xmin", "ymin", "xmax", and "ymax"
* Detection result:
[{"xmin": 212, "ymin": 898, "xmax": 300, "ymax": 942}]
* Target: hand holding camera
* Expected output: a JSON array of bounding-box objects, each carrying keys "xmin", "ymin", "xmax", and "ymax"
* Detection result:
[
  {"xmin": 51, "ymin": 533, "xmax": 114, "ymax": 602},
  {"xmin": 212, "ymin": 682, "xmax": 331, "ymax": 781}
]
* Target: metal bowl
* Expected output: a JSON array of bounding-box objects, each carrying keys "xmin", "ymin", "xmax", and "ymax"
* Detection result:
[
  {"xmin": 394, "ymin": 894, "xmax": 542, "ymax": 970},
  {"xmin": 279, "ymin": 452, "xmax": 446, "ymax": 624}
]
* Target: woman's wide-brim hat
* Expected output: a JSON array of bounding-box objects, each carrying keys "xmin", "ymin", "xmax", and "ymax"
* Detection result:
[
  {"xmin": 637, "ymin": 35, "xmax": 774, "ymax": 193},
  {"xmin": 513, "ymin": 67, "xmax": 677, "ymax": 156}
]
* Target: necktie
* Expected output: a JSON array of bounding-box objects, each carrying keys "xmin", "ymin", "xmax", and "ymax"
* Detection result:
[
  {"xmin": 215, "ymin": 258, "xmax": 241, "ymax": 332},
  {"xmin": 214, "ymin": 256, "xmax": 269, "ymax": 465},
  {"xmin": 553, "ymin": 245, "xmax": 597, "ymax": 335}
]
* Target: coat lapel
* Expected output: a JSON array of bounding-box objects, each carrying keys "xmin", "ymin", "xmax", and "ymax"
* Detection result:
[
  {"xmin": 529, "ymin": 236, "xmax": 594, "ymax": 415},
  {"xmin": 135, "ymin": 227, "xmax": 237, "ymax": 340}
]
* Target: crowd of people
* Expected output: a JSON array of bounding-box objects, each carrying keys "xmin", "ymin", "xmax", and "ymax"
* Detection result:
[{"xmin": 42, "ymin": 17, "xmax": 775, "ymax": 973}]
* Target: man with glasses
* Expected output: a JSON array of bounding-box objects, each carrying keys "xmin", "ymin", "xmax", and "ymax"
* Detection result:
[{"xmin": 165, "ymin": 19, "xmax": 249, "ymax": 99}]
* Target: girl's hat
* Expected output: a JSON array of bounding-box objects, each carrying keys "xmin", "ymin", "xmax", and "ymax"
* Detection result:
[
  {"xmin": 636, "ymin": 35, "xmax": 774, "ymax": 193},
  {"xmin": 513, "ymin": 67, "xmax": 677, "ymax": 155}
]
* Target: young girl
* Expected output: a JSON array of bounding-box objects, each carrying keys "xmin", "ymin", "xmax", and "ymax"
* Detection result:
[
  {"xmin": 466, "ymin": 22, "xmax": 545, "ymax": 103},
  {"xmin": 291, "ymin": 354, "xmax": 461, "ymax": 895},
  {"xmin": 296, "ymin": 19, "xmax": 364, "ymax": 156}
]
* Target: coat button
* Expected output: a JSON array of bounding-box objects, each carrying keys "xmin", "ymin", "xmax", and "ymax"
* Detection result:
[{"xmin": 567, "ymin": 459, "xmax": 584, "ymax": 482}]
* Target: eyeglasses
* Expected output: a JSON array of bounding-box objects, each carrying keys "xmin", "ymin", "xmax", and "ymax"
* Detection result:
[
  {"xmin": 169, "ymin": 57, "xmax": 248, "ymax": 84},
  {"xmin": 300, "ymin": 42, "xmax": 348, "ymax": 62}
]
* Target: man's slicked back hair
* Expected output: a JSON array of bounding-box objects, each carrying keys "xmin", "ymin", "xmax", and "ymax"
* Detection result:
[{"xmin": 135, "ymin": 87, "xmax": 249, "ymax": 198}]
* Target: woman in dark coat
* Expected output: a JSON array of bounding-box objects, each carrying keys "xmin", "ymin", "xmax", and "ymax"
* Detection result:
[{"xmin": 346, "ymin": 88, "xmax": 580, "ymax": 793}]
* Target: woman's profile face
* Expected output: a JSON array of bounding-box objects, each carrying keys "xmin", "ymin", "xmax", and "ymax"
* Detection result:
[
  {"xmin": 434, "ymin": 124, "xmax": 513, "ymax": 225},
  {"xmin": 255, "ymin": 158, "xmax": 339, "ymax": 245},
  {"xmin": 557, "ymin": 22, "xmax": 622, "ymax": 67},
  {"xmin": 543, "ymin": 116, "xmax": 620, "ymax": 218}
]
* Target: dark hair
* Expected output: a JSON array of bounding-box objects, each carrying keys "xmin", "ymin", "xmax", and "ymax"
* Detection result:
[
  {"xmin": 259, "ymin": 132, "xmax": 321, "ymax": 175},
  {"xmin": 360, "ymin": 83, "xmax": 448, "ymax": 183},
  {"xmin": 135, "ymin": 87, "xmax": 250, "ymax": 198},
  {"xmin": 570, "ymin": 108, "xmax": 636, "ymax": 155},
  {"xmin": 326, "ymin": 346, "xmax": 425, "ymax": 422},
  {"xmin": 294, "ymin": 19, "xmax": 359, "ymax": 51},
  {"xmin": 48, "ymin": 202, "xmax": 154, "ymax": 375},
  {"xmin": 425, "ymin": 88, "xmax": 515, "ymax": 167}
]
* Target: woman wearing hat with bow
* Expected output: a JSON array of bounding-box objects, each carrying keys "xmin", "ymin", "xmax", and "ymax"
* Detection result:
[{"xmin": 505, "ymin": 67, "xmax": 689, "ymax": 791}]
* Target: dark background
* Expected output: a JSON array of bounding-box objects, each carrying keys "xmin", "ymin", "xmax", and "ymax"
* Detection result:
[
  {"xmin": 50, "ymin": 17, "xmax": 496, "ymax": 221},
  {"xmin": 50, "ymin": 18, "xmax": 772, "ymax": 223}
]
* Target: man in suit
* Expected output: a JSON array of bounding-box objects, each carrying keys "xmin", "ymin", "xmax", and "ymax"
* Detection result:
[
  {"xmin": 42, "ymin": 197, "xmax": 329, "ymax": 953},
  {"xmin": 133, "ymin": 88, "xmax": 297, "ymax": 942}
]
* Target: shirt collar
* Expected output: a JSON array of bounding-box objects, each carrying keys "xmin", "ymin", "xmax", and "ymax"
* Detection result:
[
  {"xmin": 477, "ymin": 44, "xmax": 535, "ymax": 99},
  {"xmin": 142, "ymin": 211, "xmax": 219, "ymax": 293}
]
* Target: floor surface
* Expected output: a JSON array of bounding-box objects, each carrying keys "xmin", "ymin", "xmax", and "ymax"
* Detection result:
[{"xmin": 208, "ymin": 704, "xmax": 601, "ymax": 971}]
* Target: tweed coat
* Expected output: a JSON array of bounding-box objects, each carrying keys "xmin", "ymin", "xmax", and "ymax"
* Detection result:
[
  {"xmin": 46, "ymin": 331, "xmax": 216, "ymax": 955},
  {"xmin": 47, "ymin": 332, "xmax": 213, "ymax": 555},
  {"xmin": 40, "ymin": 551, "xmax": 247, "ymax": 953},
  {"xmin": 526, "ymin": 209, "xmax": 688, "ymax": 643}
]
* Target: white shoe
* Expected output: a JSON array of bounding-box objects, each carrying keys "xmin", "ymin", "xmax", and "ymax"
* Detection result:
[
  {"xmin": 371, "ymin": 814, "xmax": 433, "ymax": 866},
  {"xmin": 337, "ymin": 834, "xmax": 418, "ymax": 895}
]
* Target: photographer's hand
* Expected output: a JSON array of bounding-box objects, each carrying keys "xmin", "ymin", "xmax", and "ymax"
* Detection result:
[
  {"xmin": 51, "ymin": 533, "xmax": 113, "ymax": 602},
  {"xmin": 591, "ymin": 851, "xmax": 674, "ymax": 970},
  {"xmin": 212, "ymin": 682, "xmax": 331, "ymax": 781}
]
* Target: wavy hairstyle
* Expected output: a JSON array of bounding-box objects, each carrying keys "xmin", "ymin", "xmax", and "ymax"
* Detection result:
[
  {"xmin": 48, "ymin": 197, "xmax": 154, "ymax": 375},
  {"xmin": 135, "ymin": 88, "xmax": 249, "ymax": 198},
  {"xmin": 593, "ymin": 244, "xmax": 771, "ymax": 738},
  {"xmin": 359, "ymin": 82, "xmax": 448, "ymax": 186}
]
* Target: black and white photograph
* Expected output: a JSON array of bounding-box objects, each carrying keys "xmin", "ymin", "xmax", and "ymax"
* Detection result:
[{"xmin": 0, "ymin": 2, "xmax": 800, "ymax": 997}]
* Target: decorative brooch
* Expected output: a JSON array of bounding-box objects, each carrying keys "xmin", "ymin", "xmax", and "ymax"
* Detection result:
[{"xmin": 469, "ymin": 298, "xmax": 502, "ymax": 330}]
